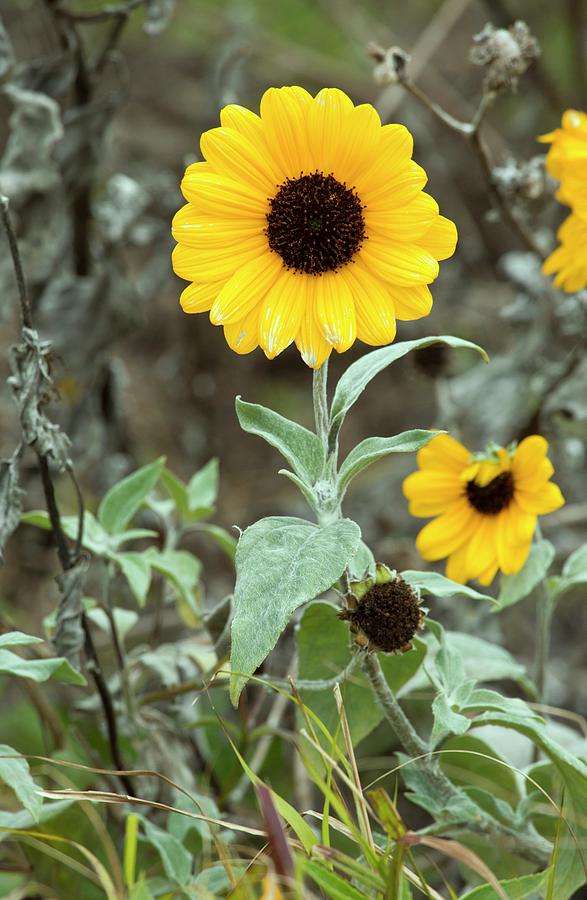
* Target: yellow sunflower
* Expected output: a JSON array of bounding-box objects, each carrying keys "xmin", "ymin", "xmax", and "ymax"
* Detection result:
[
  {"xmin": 543, "ymin": 212, "xmax": 587, "ymax": 292},
  {"xmin": 172, "ymin": 86, "xmax": 457, "ymax": 366},
  {"xmin": 403, "ymin": 434, "xmax": 564, "ymax": 586},
  {"xmin": 539, "ymin": 109, "xmax": 587, "ymax": 212}
]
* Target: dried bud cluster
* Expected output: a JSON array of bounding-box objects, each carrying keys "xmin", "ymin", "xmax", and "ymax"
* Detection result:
[
  {"xmin": 470, "ymin": 21, "xmax": 540, "ymax": 92},
  {"xmin": 369, "ymin": 42, "xmax": 411, "ymax": 86},
  {"xmin": 340, "ymin": 564, "xmax": 425, "ymax": 654},
  {"xmin": 492, "ymin": 155, "xmax": 547, "ymax": 202}
]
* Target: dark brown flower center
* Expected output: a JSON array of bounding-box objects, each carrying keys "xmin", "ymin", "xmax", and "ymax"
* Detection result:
[
  {"xmin": 466, "ymin": 471, "xmax": 515, "ymax": 515},
  {"xmin": 265, "ymin": 172, "xmax": 365, "ymax": 275},
  {"xmin": 351, "ymin": 579, "xmax": 422, "ymax": 653}
]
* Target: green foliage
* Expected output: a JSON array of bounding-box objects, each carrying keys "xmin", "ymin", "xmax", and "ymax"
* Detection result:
[
  {"xmin": 0, "ymin": 744, "xmax": 43, "ymax": 821},
  {"xmin": 329, "ymin": 335, "xmax": 488, "ymax": 438},
  {"xmin": 337, "ymin": 430, "xmax": 439, "ymax": 496},
  {"xmin": 230, "ymin": 516, "xmax": 361, "ymax": 704},
  {"xmin": 496, "ymin": 540, "xmax": 556, "ymax": 610},
  {"xmin": 297, "ymin": 600, "xmax": 426, "ymax": 746},
  {"xmin": 402, "ymin": 569, "xmax": 495, "ymax": 603},
  {"xmin": 236, "ymin": 395, "xmax": 325, "ymax": 485},
  {"xmin": 548, "ymin": 542, "xmax": 587, "ymax": 602},
  {"xmin": 0, "ymin": 635, "xmax": 86, "ymax": 685},
  {"xmin": 98, "ymin": 457, "xmax": 165, "ymax": 534}
]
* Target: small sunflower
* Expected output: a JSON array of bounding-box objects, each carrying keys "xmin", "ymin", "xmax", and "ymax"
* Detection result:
[
  {"xmin": 403, "ymin": 434, "xmax": 564, "ymax": 586},
  {"xmin": 540, "ymin": 110, "xmax": 587, "ymax": 291},
  {"xmin": 539, "ymin": 109, "xmax": 587, "ymax": 212},
  {"xmin": 172, "ymin": 86, "xmax": 457, "ymax": 367},
  {"xmin": 543, "ymin": 212, "xmax": 587, "ymax": 292}
]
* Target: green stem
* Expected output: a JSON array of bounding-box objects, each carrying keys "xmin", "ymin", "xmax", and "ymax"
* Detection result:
[
  {"xmin": 534, "ymin": 581, "xmax": 554, "ymax": 702},
  {"xmin": 308, "ymin": 366, "xmax": 550, "ymax": 866},
  {"xmin": 312, "ymin": 359, "xmax": 330, "ymax": 453}
]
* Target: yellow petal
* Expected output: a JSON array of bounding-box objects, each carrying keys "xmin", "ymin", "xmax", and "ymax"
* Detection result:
[
  {"xmin": 366, "ymin": 193, "xmax": 439, "ymax": 242},
  {"xmin": 477, "ymin": 560, "xmax": 499, "ymax": 586},
  {"xmin": 224, "ymin": 307, "xmax": 260, "ymax": 355},
  {"xmin": 420, "ymin": 215, "xmax": 458, "ymax": 261},
  {"xmin": 498, "ymin": 539, "xmax": 531, "ymax": 577},
  {"xmin": 515, "ymin": 482, "xmax": 565, "ymax": 515},
  {"xmin": 259, "ymin": 86, "xmax": 313, "ymax": 179},
  {"xmin": 465, "ymin": 517, "xmax": 498, "ymax": 580},
  {"xmin": 416, "ymin": 499, "xmax": 475, "ymax": 561},
  {"xmin": 200, "ymin": 127, "xmax": 281, "ymax": 194},
  {"xmin": 172, "ymin": 238, "xmax": 266, "ymax": 284},
  {"xmin": 180, "ymin": 172, "xmax": 268, "ymax": 218},
  {"xmin": 360, "ymin": 239, "xmax": 439, "ymax": 287},
  {"xmin": 403, "ymin": 470, "xmax": 464, "ymax": 517},
  {"xmin": 259, "ymin": 270, "xmax": 306, "ymax": 359},
  {"xmin": 446, "ymin": 544, "xmax": 470, "ymax": 584},
  {"xmin": 172, "ymin": 204, "xmax": 263, "ymax": 248},
  {"xmin": 331, "ymin": 103, "xmax": 382, "ymax": 185},
  {"xmin": 220, "ymin": 104, "xmax": 265, "ymax": 145},
  {"xmin": 210, "ymin": 253, "xmax": 282, "ymax": 325},
  {"xmin": 360, "ymin": 160, "xmax": 427, "ymax": 208},
  {"xmin": 307, "ymin": 88, "xmax": 354, "ymax": 174},
  {"xmin": 314, "ymin": 271, "xmax": 356, "ymax": 352},
  {"xmin": 417, "ymin": 434, "xmax": 470, "ymax": 472},
  {"xmin": 179, "ymin": 281, "xmax": 220, "ymax": 314},
  {"xmin": 386, "ymin": 284, "xmax": 433, "ymax": 321},
  {"xmin": 339, "ymin": 263, "xmax": 396, "ymax": 346},
  {"xmin": 295, "ymin": 280, "xmax": 332, "ymax": 369},
  {"xmin": 354, "ymin": 124, "xmax": 414, "ymax": 196}
]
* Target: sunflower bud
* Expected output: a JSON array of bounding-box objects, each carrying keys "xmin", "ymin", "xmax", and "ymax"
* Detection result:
[{"xmin": 340, "ymin": 564, "xmax": 425, "ymax": 653}]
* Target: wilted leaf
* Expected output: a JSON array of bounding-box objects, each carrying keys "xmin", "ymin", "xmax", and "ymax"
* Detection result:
[
  {"xmin": 54, "ymin": 556, "xmax": 89, "ymax": 670},
  {"xmin": 8, "ymin": 328, "xmax": 71, "ymax": 469},
  {"xmin": 0, "ymin": 450, "xmax": 24, "ymax": 560},
  {"xmin": 0, "ymin": 85, "xmax": 63, "ymax": 199},
  {"xmin": 0, "ymin": 17, "xmax": 14, "ymax": 78}
]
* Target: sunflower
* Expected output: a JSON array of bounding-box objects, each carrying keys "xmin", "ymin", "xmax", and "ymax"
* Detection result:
[
  {"xmin": 172, "ymin": 86, "xmax": 457, "ymax": 366},
  {"xmin": 402, "ymin": 434, "xmax": 564, "ymax": 586},
  {"xmin": 539, "ymin": 110, "xmax": 587, "ymax": 291},
  {"xmin": 539, "ymin": 109, "xmax": 587, "ymax": 212},
  {"xmin": 543, "ymin": 212, "xmax": 587, "ymax": 292}
]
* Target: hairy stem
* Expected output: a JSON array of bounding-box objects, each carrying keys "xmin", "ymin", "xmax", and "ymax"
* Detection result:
[{"xmin": 534, "ymin": 581, "xmax": 554, "ymax": 703}]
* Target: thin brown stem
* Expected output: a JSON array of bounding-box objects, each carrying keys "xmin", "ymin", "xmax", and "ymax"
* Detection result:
[{"xmin": 0, "ymin": 196, "xmax": 34, "ymax": 329}]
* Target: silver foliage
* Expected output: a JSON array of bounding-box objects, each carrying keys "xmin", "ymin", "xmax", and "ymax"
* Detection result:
[{"xmin": 54, "ymin": 557, "xmax": 89, "ymax": 670}]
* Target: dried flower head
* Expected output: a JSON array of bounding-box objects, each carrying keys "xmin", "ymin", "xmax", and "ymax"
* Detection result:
[
  {"xmin": 340, "ymin": 563, "xmax": 425, "ymax": 653},
  {"xmin": 172, "ymin": 86, "xmax": 457, "ymax": 367},
  {"xmin": 369, "ymin": 43, "xmax": 411, "ymax": 86},
  {"xmin": 470, "ymin": 21, "xmax": 540, "ymax": 93},
  {"xmin": 492, "ymin": 155, "xmax": 547, "ymax": 202}
]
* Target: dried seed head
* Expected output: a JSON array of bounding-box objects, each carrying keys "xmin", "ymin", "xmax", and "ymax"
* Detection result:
[
  {"xmin": 470, "ymin": 21, "xmax": 540, "ymax": 93},
  {"xmin": 369, "ymin": 43, "xmax": 411, "ymax": 86},
  {"xmin": 341, "ymin": 567, "xmax": 425, "ymax": 654}
]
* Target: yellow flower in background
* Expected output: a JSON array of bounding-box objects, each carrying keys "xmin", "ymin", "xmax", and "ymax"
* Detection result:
[
  {"xmin": 403, "ymin": 434, "xmax": 564, "ymax": 586},
  {"xmin": 543, "ymin": 212, "xmax": 587, "ymax": 292},
  {"xmin": 540, "ymin": 109, "xmax": 587, "ymax": 291},
  {"xmin": 539, "ymin": 109, "xmax": 587, "ymax": 211},
  {"xmin": 172, "ymin": 86, "xmax": 457, "ymax": 367}
]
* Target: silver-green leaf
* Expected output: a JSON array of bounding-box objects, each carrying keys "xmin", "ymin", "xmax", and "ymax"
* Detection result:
[
  {"xmin": 236, "ymin": 397, "xmax": 325, "ymax": 485},
  {"xmin": 97, "ymin": 457, "xmax": 165, "ymax": 534},
  {"xmin": 330, "ymin": 336, "xmax": 488, "ymax": 436},
  {"xmin": 0, "ymin": 745, "xmax": 42, "ymax": 822},
  {"xmin": 338, "ymin": 430, "xmax": 440, "ymax": 496},
  {"xmin": 401, "ymin": 570, "xmax": 495, "ymax": 603},
  {"xmin": 230, "ymin": 516, "xmax": 361, "ymax": 705},
  {"xmin": 495, "ymin": 539, "xmax": 555, "ymax": 611}
]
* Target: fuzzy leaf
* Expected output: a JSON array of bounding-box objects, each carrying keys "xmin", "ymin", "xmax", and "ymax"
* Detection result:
[
  {"xmin": 401, "ymin": 570, "xmax": 494, "ymax": 603},
  {"xmin": 0, "ymin": 648, "xmax": 85, "ymax": 684},
  {"xmin": 186, "ymin": 458, "xmax": 218, "ymax": 519},
  {"xmin": 54, "ymin": 556, "xmax": 88, "ymax": 670},
  {"xmin": 114, "ymin": 552, "xmax": 152, "ymax": 607},
  {"xmin": 338, "ymin": 430, "xmax": 439, "ymax": 496},
  {"xmin": 0, "ymin": 745, "xmax": 42, "ymax": 821},
  {"xmin": 139, "ymin": 816, "xmax": 191, "ymax": 886},
  {"xmin": 0, "ymin": 631, "xmax": 43, "ymax": 648},
  {"xmin": 236, "ymin": 397, "xmax": 325, "ymax": 485},
  {"xmin": 495, "ymin": 539, "xmax": 555, "ymax": 611},
  {"xmin": 230, "ymin": 516, "xmax": 361, "ymax": 705},
  {"xmin": 98, "ymin": 457, "xmax": 165, "ymax": 534},
  {"xmin": 330, "ymin": 336, "xmax": 488, "ymax": 436}
]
